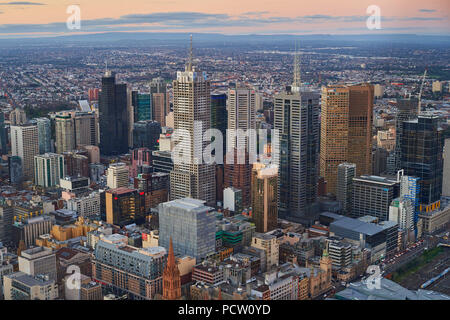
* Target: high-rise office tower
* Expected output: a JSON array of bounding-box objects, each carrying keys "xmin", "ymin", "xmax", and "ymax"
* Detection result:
[
  {"xmin": 63, "ymin": 151, "xmax": 89, "ymax": 178},
  {"xmin": 131, "ymin": 148, "xmax": 152, "ymax": 178},
  {"xmin": 8, "ymin": 155, "xmax": 22, "ymax": 184},
  {"xmin": 274, "ymin": 48, "xmax": 319, "ymax": 220},
  {"xmin": 131, "ymin": 91, "xmax": 152, "ymax": 122},
  {"xmin": 401, "ymin": 113, "xmax": 444, "ymax": 211},
  {"xmin": 226, "ymin": 84, "xmax": 257, "ymax": 154},
  {"xmin": 88, "ymin": 88, "xmax": 100, "ymax": 102},
  {"xmin": 251, "ymin": 163, "xmax": 278, "ymax": 233},
  {"xmin": 98, "ymin": 71, "xmax": 128, "ymax": 156},
  {"xmin": 394, "ymin": 97, "xmax": 418, "ymax": 171},
  {"xmin": 389, "ymin": 197, "xmax": 414, "ymax": 232},
  {"xmin": 211, "ymin": 93, "xmax": 227, "ymax": 154},
  {"xmin": 105, "ymin": 188, "xmax": 146, "ymax": 226},
  {"xmin": 158, "ymin": 198, "xmax": 216, "ymax": 261},
  {"xmin": 30, "ymin": 117, "xmax": 52, "ymax": 154},
  {"xmin": 336, "ymin": 163, "xmax": 356, "ymax": 215},
  {"xmin": 223, "ymin": 149, "xmax": 252, "ymax": 208},
  {"xmin": 150, "ymin": 77, "xmax": 170, "ymax": 127},
  {"xmin": 211, "ymin": 93, "xmax": 227, "ymax": 205},
  {"xmin": 442, "ymin": 138, "xmax": 450, "ymax": 197},
  {"xmin": 169, "ymin": 36, "xmax": 215, "ymax": 205},
  {"xmin": 274, "ymin": 68, "xmax": 320, "ymax": 219},
  {"xmin": 55, "ymin": 112, "xmax": 75, "ymax": 154},
  {"xmin": 9, "ymin": 108, "xmax": 27, "ymax": 126},
  {"xmin": 320, "ymin": 83, "xmax": 374, "ymax": 195},
  {"xmin": 73, "ymin": 112, "xmax": 99, "ymax": 148},
  {"xmin": 132, "ymin": 120, "xmax": 161, "ymax": 150},
  {"xmin": 34, "ymin": 153, "xmax": 65, "ymax": 188},
  {"xmin": 106, "ymin": 163, "xmax": 129, "ymax": 189},
  {"xmin": 352, "ymin": 175, "xmax": 399, "ymax": 221},
  {"xmin": 0, "ymin": 111, "xmax": 8, "ymax": 155},
  {"xmin": 11, "ymin": 124, "xmax": 39, "ymax": 180},
  {"xmin": 224, "ymin": 85, "xmax": 256, "ymax": 208}
]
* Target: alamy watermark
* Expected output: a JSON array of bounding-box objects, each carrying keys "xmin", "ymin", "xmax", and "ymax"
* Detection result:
[
  {"xmin": 171, "ymin": 125, "xmax": 280, "ymax": 166},
  {"xmin": 366, "ymin": 265, "xmax": 382, "ymax": 289},
  {"xmin": 66, "ymin": 5, "xmax": 81, "ymax": 30},
  {"xmin": 366, "ymin": 5, "xmax": 381, "ymax": 30}
]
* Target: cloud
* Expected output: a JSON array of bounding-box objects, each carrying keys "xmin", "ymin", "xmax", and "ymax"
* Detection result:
[
  {"xmin": 0, "ymin": 1, "xmax": 45, "ymax": 5},
  {"xmin": 0, "ymin": 11, "xmax": 448, "ymax": 37},
  {"xmin": 419, "ymin": 9, "xmax": 436, "ymax": 13}
]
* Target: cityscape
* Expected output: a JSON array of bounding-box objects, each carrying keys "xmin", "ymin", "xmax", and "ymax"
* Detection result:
[{"xmin": 0, "ymin": 0, "xmax": 449, "ymax": 307}]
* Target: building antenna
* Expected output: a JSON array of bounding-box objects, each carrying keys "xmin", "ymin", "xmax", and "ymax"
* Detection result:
[
  {"xmin": 187, "ymin": 34, "xmax": 193, "ymax": 71},
  {"xmin": 293, "ymin": 40, "xmax": 301, "ymax": 91}
]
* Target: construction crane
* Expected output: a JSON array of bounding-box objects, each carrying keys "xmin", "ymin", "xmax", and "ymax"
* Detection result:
[{"xmin": 418, "ymin": 69, "xmax": 427, "ymax": 113}]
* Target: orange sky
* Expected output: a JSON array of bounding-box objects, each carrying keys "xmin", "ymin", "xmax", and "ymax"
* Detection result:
[{"xmin": 0, "ymin": 0, "xmax": 449, "ymax": 36}]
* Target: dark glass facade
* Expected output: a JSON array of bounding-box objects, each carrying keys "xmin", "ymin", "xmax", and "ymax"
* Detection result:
[
  {"xmin": 98, "ymin": 72, "xmax": 128, "ymax": 156},
  {"xmin": 132, "ymin": 120, "xmax": 161, "ymax": 150},
  {"xmin": 401, "ymin": 114, "xmax": 444, "ymax": 206}
]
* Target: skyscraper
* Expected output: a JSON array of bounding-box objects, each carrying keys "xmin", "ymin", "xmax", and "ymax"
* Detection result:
[
  {"xmin": 224, "ymin": 85, "xmax": 257, "ymax": 208},
  {"xmin": 394, "ymin": 97, "xmax": 418, "ymax": 171},
  {"xmin": 150, "ymin": 77, "xmax": 170, "ymax": 127},
  {"xmin": 227, "ymin": 84, "xmax": 257, "ymax": 153},
  {"xmin": 169, "ymin": 36, "xmax": 215, "ymax": 205},
  {"xmin": 31, "ymin": 117, "xmax": 52, "ymax": 154},
  {"xmin": 132, "ymin": 120, "xmax": 161, "ymax": 150},
  {"xmin": 274, "ymin": 50, "xmax": 320, "ymax": 220},
  {"xmin": 11, "ymin": 124, "xmax": 39, "ymax": 180},
  {"xmin": 158, "ymin": 198, "xmax": 216, "ymax": 261},
  {"xmin": 98, "ymin": 71, "xmax": 128, "ymax": 156},
  {"xmin": 320, "ymin": 84, "xmax": 374, "ymax": 195},
  {"xmin": 73, "ymin": 112, "xmax": 99, "ymax": 148},
  {"xmin": 401, "ymin": 113, "xmax": 444, "ymax": 211},
  {"xmin": 352, "ymin": 175, "xmax": 399, "ymax": 221},
  {"xmin": 55, "ymin": 112, "xmax": 75, "ymax": 154},
  {"xmin": 337, "ymin": 163, "xmax": 356, "ymax": 215},
  {"xmin": 251, "ymin": 163, "xmax": 278, "ymax": 233},
  {"xmin": 106, "ymin": 163, "xmax": 129, "ymax": 189},
  {"xmin": 211, "ymin": 93, "xmax": 227, "ymax": 155},
  {"xmin": 131, "ymin": 91, "xmax": 152, "ymax": 122},
  {"xmin": 8, "ymin": 155, "xmax": 22, "ymax": 184},
  {"xmin": 34, "ymin": 153, "xmax": 65, "ymax": 188},
  {"xmin": 0, "ymin": 111, "xmax": 8, "ymax": 155},
  {"xmin": 105, "ymin": 188, "xmax": 146, "ymax": 226},
  {"xmin": 442, "ymin": 138, "xmax": 450, "ymax": 197}
]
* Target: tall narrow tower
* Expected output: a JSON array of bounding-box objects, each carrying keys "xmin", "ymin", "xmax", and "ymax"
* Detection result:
[
  {"xmin": 320, "ymin": 84, "xmax": 373, "ymax": 195},
  {"xmin": 162, "ymin": 238, "xmax": 181, "ymax": 300},
  {"xmin": 274, "ymin": 45, "xmax": 320, "ymax": 221},
  {"xmin": 98, "ymin": 71, "xmax": 128, "ymax": 156},
  {"xmin": 169, "ymin": 35, "xmax": 215, "ymax": 204}
]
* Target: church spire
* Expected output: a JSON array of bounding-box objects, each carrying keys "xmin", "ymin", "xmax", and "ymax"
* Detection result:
[{"xmin": 163, "ymin": 237, "xmax": 182, "ymax": 300}]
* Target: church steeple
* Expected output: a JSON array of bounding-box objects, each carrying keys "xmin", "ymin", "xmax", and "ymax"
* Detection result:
[{"xmin": 163, "ymin": 238, "xmax": 182, "ymax": 300}]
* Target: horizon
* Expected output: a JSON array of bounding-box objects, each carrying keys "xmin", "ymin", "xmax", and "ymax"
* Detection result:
[{"xmin": 0, "ymin": 0, "xmax": 448, "ymax": 39}]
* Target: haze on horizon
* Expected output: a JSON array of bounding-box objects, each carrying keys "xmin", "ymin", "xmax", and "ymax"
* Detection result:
[{"xmin": 0, "ymin": 0, "xmax": 448, "ymax": 38}]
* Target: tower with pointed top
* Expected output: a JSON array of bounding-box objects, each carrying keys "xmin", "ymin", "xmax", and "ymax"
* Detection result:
[
  {"xmin": 320, "ymin": 248, "xmax": 332, "ymax": 283},
  {"xmin": 162, "ymin": 238, "xmax": 182, "ymax": 300},
  {"xmin": 169, "ymin": 35, "xmax": 215, "ymax": 205},
  {"xmin": 273, "ymin": 43, "xmax": 320, "ymax": 223}
]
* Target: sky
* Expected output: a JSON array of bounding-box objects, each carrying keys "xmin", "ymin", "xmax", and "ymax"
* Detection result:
[{"xmin": 0, "ymin": 0, "xmax": 449, "ymax": 38}]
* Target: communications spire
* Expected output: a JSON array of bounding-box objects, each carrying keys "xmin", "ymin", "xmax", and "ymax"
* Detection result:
[
  {"xmin": 187, "ymin": 34, "xmax": 193, "ymax": 72},
  {"xmin": 292, "ymin": 41, "xmax": 301, "ymax": 92}
]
